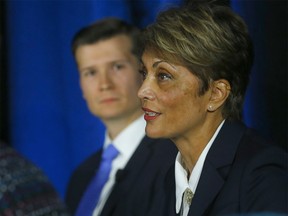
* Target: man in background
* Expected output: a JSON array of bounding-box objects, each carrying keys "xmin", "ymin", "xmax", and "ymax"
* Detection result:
[{"xmin": 65, "ymin": 18, "xmax": 177, "ymax": 216}]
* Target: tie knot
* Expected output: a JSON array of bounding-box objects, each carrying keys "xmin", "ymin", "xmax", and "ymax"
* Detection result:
[{"xmin": 102, "ymin": 144, "xmax": 118, "ymax": 160}]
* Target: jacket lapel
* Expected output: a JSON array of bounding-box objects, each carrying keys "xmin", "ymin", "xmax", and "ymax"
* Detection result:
[
  {"xmin": 164, "ymin": 165, "xmax": 178, "ymax": 216},
  {"xmin": 100, "ymin": 136, "xmax": 155, "ymax": 215},
  {"xmin": 188, "ymin": 120, "xmax": 246, "ymax": 216}
]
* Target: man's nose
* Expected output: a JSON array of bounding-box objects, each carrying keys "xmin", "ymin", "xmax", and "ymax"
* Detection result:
[{"xmin": 99, "ymin": 72, "xmax": 113, "ymax": 91}]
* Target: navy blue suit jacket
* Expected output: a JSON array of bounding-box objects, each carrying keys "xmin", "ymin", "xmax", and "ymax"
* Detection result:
[
  {"xmin": 162, "ymin": 120, "xmax": 287, "ymax": 216},
  {"xmin": 65, "ymin": 136, "xmax": 177, "ymax": 216}
]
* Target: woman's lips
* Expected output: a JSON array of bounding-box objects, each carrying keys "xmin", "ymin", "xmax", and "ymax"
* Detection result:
[{"xmin": 142, "ymin": 107, "xmax": 161, "ymax": 121}]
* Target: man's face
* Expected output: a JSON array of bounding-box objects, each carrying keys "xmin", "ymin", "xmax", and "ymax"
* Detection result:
[{"xmin": 76, "ymin": 35, "xmax": 143, "ymax": 124}]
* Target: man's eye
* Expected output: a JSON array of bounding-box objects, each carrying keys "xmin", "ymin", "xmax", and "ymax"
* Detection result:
[
  {"xmin": 83, "ymin": 70, "xmax": 96, "ymax": 77},
  {"xmin": 113, "ymin": 63, "xmax": 125, "ymax": 71}
]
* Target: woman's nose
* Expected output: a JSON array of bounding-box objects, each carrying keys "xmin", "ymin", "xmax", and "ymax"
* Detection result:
[{"xmin": 138, "ymin": 80, "xmax": 155, "ymax": 101}]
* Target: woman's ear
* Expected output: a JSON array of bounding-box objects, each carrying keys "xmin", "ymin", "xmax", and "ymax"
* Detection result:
[{"xmin": 207, "ymin": 79, "xmax": 231, "ymax": 112}]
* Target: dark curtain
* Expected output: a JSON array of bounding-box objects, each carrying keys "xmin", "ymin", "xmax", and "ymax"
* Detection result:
[
  {"xmin": 232, "ymin": 0, "xmax": 287, "ymax": 151},
  {"xmin": 0, "ymin": 1, "xmax": 9, "ymax": 144}
]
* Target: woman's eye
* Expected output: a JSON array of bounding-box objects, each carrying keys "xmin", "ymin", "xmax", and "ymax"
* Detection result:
[
  {"xmin": 139, "ymin": 69, "xmax": 147, "ymax": 80},
  {"xmin": 158, "ymin": 72, "xmax": 171, "ymax": 81}
]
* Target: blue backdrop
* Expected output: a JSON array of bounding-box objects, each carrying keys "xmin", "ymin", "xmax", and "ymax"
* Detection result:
[
  {"xmin": 5, "ymin": 0, "xmax": 287, "ymax": 198},
  {"xmin": 5, "ymin": 0, "xmax": 183, "ymax": 198}
]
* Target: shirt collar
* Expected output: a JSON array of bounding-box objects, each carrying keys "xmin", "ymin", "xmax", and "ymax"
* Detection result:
[
  {"xmin": 104, "ymin": 115, "xmax": 146, "ymax": 158},
  {"xmin": 175, "ymin": 120, "xmax": 225, "ymax": 213},
  {"xmin": 175, "ymin": 153, "xmax": 190, "ymax": 212}
]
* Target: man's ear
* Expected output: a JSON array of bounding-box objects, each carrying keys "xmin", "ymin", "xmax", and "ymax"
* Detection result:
[{"xmin": 207, "ymin": 79, "xmax": 231, "ymax": 112}]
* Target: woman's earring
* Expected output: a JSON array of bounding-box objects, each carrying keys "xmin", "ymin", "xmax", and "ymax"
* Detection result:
[{"xmin": 208, "ymin": 105, "xmax": 213, "ymax": 111}]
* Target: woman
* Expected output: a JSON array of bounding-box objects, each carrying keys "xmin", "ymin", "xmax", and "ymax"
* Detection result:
[{"xmin": 137, "ymin": 2, "xmax": 287, "ymax": 216}]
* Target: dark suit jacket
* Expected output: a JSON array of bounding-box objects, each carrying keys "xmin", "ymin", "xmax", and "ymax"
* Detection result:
[
  {"xmin": 65, "ymin": 136, "xmax": 177, "ymax": 216},
  {"xmin": 162, "ymin": 120, "xmax": 288, "ymax": 216}
]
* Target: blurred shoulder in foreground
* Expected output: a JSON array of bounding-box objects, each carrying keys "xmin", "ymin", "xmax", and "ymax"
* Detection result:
[{"xmin": 0, "ymin": 141, "xmax": 70, "ymax": 216}]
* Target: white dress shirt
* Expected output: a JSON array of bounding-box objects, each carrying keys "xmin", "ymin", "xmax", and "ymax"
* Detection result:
[
  {"xmin": 175, "ymin": 120, "xmax": 225, "ymax": 216},
  {"xmin": 92, "ymin": 116, "xmax": 146, "ymax": 216}
]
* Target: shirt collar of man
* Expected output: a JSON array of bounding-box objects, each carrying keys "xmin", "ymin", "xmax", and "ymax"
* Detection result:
[
  {"xmin": 104, "ymin": 115, "xmax": 146, "ymax": 160},
  {"xmin": 175, "ymin": 120, "xmax": 225, "ymax": 214},
  {"xmin": 92, "ymin": 115, "xmax": 146, "ymax": 216}
]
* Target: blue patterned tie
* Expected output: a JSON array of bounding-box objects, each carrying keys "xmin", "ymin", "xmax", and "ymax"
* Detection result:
[{"xmin": 75, "ymin": 144, "xmax": 119, "ymax": 216}]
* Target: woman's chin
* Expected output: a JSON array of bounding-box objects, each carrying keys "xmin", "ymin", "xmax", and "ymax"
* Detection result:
[{"xmin": 145, "ymin": 128, "xmax": 167, "ymax": 139}]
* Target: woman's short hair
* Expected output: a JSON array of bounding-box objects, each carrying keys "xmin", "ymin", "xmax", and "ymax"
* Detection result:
[{"xmin": 140, "ymin": 2, "xmax": 254, "ymax": 120}]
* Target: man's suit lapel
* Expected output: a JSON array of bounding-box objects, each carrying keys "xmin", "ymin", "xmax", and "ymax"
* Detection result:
[
  {"xmin": 100, "ymin": 136, "xmax": 155, "ymax": 215},
  {"xmin": 188, "ymin": 120, "xmax": 246, "ymax": 216}
]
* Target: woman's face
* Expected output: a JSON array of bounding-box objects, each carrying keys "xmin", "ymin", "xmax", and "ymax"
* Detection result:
[{"xmin": 138, "ymin": 50, "xmax": 212, "ymax": 140}]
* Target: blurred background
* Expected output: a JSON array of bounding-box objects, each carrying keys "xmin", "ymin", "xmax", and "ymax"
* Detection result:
[{"xmin": 0, "ymin": 0, "xmax": 287, "ymax": 198}]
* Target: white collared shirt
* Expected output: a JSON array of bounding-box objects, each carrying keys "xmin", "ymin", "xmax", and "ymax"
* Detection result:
[
  {"xmin": 175, "ymin": 120, "xmax": 225, "ymax": 216},
  {"xmin": 92, "ymin": 116, "xmax": 146, "ymax": 216}
]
